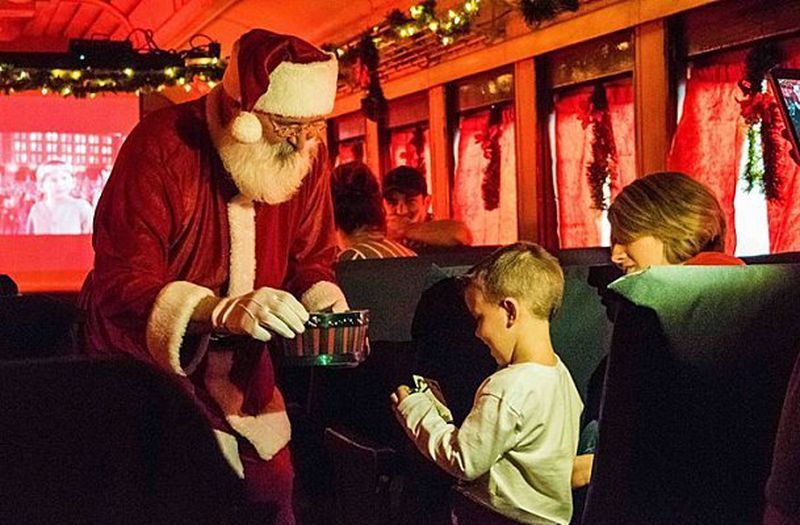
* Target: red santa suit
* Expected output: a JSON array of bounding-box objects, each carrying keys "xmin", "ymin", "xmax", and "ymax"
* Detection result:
[{"xmin": 80, "ymin": 29, "xmax": 343, "ymax": 524}]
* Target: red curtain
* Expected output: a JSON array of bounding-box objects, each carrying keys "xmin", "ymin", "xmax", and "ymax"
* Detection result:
[
  {"xmin": 669, "ymin": 42, "xmax": 800, "ymax": 254},
  {"xmin": 767, "ymin": 44, "xmax": 800, "ymax": 253},
  {"xmin": 388, "ymin": 126, "xmax": 432, "ymax": 194},
  {"xmin": 607, "ymin": 82, "xmax": 638, "ymax": 199},
  {"xmin": 452, "ymin": 106, "xmax": 518, "ymax": 245},
  {"xmin": 553, "ymin": 80, "xmax": 635, "ymax": 248},
  {"xmin": 668, "ymin": 52, "xmax": 746, "ymax": 254}
]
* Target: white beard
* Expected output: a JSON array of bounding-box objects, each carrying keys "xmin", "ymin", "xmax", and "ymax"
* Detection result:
[{"xmin": 206, "ymin": 87, "xmax": 317, "ymax": 204}]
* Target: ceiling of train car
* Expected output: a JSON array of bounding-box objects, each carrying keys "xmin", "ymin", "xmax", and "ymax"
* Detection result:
[{"xmin": 0, "ymin": 0, "xmax": 419, "ymax": 56}]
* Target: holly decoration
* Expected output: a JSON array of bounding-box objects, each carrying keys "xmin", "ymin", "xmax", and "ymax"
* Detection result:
[
  {"xmin": 579, "ymin": 83, "xmax": 618, "ymax": 210},
  {"xmin": 738, "ymin": 43, "xmax": 784, "ymax": 200},
  {"xmin": 476, "ymin": 106, "xmax": 503, "ymax": 211}
]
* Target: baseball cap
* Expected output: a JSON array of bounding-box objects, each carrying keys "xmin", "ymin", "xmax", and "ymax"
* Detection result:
[{"xmin": 382, "ymin": 166, "xmax": 428, "ymax": 199}]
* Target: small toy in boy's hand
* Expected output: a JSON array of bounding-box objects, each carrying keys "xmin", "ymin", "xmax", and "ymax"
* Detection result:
[{"xmin": 411, "ymin": 374, "xmax": 454, "ymax": 423}]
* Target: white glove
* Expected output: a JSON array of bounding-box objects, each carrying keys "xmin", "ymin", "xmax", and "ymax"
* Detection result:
[
  {"xmin": 211, "ymin": 287, "xmax": 309, "ymax": 342},
  {"xmin": 301, "ymin": 281, "xmax": 350, "ymax": 313}
]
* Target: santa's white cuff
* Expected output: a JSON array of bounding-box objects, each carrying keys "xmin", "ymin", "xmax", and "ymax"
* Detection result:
[
  {"xmin": 301, "ymin": 280, "xmax": 349, "ymax": 312},
  {"xmin": 146, "ymin": 281, "xmax": 215, "ymax": 375}
]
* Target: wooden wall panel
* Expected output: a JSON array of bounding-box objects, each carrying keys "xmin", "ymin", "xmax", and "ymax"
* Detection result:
[
  {"xmin": 427, "ymin": 85, "xmax": 451, "ymax": 218},
  {"xmin": 634, "ymin": 19, "xmax": 670, "ymax": 177},
  {"xmin": 513, "ymin": 59, "xmax": 538, "ymax": 242}
]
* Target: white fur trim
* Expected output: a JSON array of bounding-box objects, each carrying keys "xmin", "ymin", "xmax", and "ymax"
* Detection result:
[
  {"xmin": 146, "ymin": 281, "xmax": 214, "ymax": 375},
  {"xmin": 227, "ymin": 195, "xmax": 256, "ymax": 297},
  {"xmin": 254, "ymin": 55, "xmax": 338, "ymax": 118},
  {"xmin": 301, "ymin": 280, "xmax": 349, "ymax": 312},
  {"xmin": 213, "ymin": 430, "xmax": 245, "ymax": 478},
  {"xmin": 231, "ymin": 111, "xmax": 262, "ymax": 144},
  {"xmin": 206, "ymin": 87, "xmax": 317, "ymax": 205},
  {"xmin": 226, "ymin": 388, "xmax": 291, "ymax": 461}
]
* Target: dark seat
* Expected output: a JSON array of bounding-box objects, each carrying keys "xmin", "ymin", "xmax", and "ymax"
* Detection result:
[
  {"xmin": 0, "ymin": 294, "xmax": 79, "ymax": 359},
  {"xmin": 741, "ymin": 251, "xmax": 800, "ymax": 265},
  {"xmin": 764, "ymin": 352, "xmax": 800, "ymax": 525},
  {"xmin": 336, "ymin": 257, "xmax": 435, "ymax": 342},
  {"xmin": 324, "ymin": 427, "xmax": 397, "ymax": 525},
  {"xmin": 0, "ymin": 356, "xmax": 241, "ymax": 524},
  {"xmin": 584, "ymin": 264, "xmax": 800, "ymax": 525}
]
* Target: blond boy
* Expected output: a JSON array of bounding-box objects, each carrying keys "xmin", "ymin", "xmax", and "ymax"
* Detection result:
[{"xmin": 392, "ymin": 242, "xmax": 583, "ymax": 525}]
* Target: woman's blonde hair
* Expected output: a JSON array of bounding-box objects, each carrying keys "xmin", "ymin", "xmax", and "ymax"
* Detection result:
[
  {"xmin": 608, "ymin": 171, "xmax": 726, "ymax": 263},
  {"xmin": 465, "ymin": 242, "xmax": 564, "ymax": 321}
]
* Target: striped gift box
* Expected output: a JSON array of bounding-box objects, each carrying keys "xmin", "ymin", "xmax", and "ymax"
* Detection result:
[{"xmin": 277, "ymin": 309, "xmax": 370, "ymax": 367}]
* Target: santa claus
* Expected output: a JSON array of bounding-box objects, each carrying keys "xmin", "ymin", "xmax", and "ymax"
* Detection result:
[{"xmin": 80, "ymin": 29, "xmax": 347, "ymax": 524}]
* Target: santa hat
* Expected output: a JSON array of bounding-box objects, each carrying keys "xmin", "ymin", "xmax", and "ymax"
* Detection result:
[{"xmin": 222, "ymin": 29, "xmax": 338, "ymax": 144}]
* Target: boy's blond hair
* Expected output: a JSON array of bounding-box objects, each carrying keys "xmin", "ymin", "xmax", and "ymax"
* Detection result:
[
  {"xmin": 465, "ymin": 242, "xmax": 564, "ymax": 320},
  {"xmin": 608, "ymin": 171, "xmax": 725, "ymax": 263}
]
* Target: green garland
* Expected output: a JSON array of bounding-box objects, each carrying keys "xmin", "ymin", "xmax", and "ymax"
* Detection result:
[
  {"xmin": 517, "ymin": 0, "xmax": 580, "ymax": 27},
  {"xmin": 387, "ymin": 0, "xmax": 481, "ymax": 46},
  {"xmin": 0, "ymin": 60, "xmax": 224, "ymax": 98},
  {"xmin": 738, "ymin": 43, "xmax": 784, "ymax": 200}
]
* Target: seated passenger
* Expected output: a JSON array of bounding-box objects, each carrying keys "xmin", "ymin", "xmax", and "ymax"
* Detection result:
[
  {"xmin": 392, "ymin": 242, "xmax": 583, "ymax": 525},
  {"xmin": 575, "ymin": 171, "xmax": 746, "ymax": 489},
  {"xmin": 331, "ymin": 161, "xmax": 416, "ymax": 261},
  {"xmin": 609, "ymin": 171, "xmax": 743, "ymax": 272},
  {"xmin": 382, "ymin": 166, "xmax": 472, "ymax": 250}
]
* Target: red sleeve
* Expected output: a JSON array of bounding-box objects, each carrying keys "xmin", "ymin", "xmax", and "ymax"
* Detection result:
[{"xmin": 84, "ymin": 113, "xmax": 214, "ymax": 374}]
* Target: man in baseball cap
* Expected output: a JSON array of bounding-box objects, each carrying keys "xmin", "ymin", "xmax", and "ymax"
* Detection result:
[{"xmin": 382, "ymin": 165, "xmax": 472, "ymax": 249}]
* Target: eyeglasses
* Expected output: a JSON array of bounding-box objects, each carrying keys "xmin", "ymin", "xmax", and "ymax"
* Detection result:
[{"xmin": 256, "ymin": 112, "xmax": 326, "ymax": 140}]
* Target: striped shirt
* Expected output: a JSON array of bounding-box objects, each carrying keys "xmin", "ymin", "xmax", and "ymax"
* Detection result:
[{"xmin": 338, "ymin": 232, "xmax": 417, "ymax": 261}]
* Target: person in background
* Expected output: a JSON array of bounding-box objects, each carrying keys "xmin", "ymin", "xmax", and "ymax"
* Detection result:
[
  {"xmin": 26, "ymin": 160, "xmax": 93, "ymax": 235},
  {"xmin": 331, "ymin": 161, "xmax": 416, "ymax": 261},
  {"xmin": 609, "ymin": 171, "xmax": 744, "ymax": 272},
  {"xmin": 81, "ymin": 29, "xmax": 348, "ymax": 525},
  {"xmin": 575, "ymin": 171, "xmax": 746, "ymax": 491},
  {"xmin": 382, "ymin": 165, "xmax": 472, "ymax": 250},
  {"xmin": 392, "ymin": 242, "xmax": 583, "ymax": 525}
]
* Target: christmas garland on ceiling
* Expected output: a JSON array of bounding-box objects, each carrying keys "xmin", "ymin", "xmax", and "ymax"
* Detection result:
[
  {"xmin": 580, "ymin": 83, "xmax": 618, "ymax": 210},
  {"xmin": 0, "ymin": 32, "xmax": 224, "ymax": 98},
  {"xmin": 738, "ymin": 43, "xmax": 784, "ymax": 200},
  {"xmin": 327, "ymin": 0, "xmax": 582, "ymax": 121}
]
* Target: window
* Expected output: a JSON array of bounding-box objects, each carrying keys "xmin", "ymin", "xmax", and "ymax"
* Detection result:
[
  {"xmin": 545, "ymin": 31, "xmax": 636, "ymax": 248},
  {"xmin": 327, "ymin": 112, "xmax": 366, "ymax": 166},
  {"xmin": 671, "ymin": 2, "xmax": 800, "ymax": 254},
  {"xmin": 382, "ymin": 91, "xmax": 431, "ymax": 191},
  {"xmin": 450, "ymin": 68, "xmax": 518, "ymax": 245}
]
